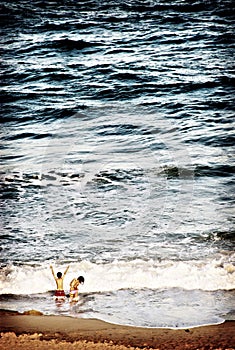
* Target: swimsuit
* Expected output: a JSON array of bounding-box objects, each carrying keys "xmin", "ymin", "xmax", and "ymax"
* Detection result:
[
  {"xmin": 69, "ymin": 290, "xmax": 77, "ymax": 295},
  {"xmin": 55, "ymin": 290, "xmax": 65, "ymax": 297}
]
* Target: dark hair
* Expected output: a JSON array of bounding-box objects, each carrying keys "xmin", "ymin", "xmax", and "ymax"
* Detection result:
[
  {"xmin": 77, "ymin": 276, "xmax": 84, "ymax": 284},
  {"xmin": 57, "ymin": 272, "xmax": 62, "ymax": 278}
]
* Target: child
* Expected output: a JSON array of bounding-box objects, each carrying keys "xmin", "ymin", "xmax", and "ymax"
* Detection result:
[
  {"xmin": 69, "ymin": 276, "xmax": 85, "ymax": 302},
  {"xmin": 50, "ymin": 265, "xmax": 69, "ymax": 300}
]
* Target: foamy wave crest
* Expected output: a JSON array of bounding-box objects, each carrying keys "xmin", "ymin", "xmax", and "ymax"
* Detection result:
[{"xmin": 0, "ymin": 257, "xmax": 234, "ymax": 295}]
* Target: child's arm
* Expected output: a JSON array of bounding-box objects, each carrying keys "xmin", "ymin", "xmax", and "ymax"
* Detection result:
[
  {"xmin": 50, "ymin": 265, "xmax": 56, "ymax": 280},
  {"xmin": 70, "ymin": 278, "xmax": 76, "ymax": 288},
  {"xmin": 63, "ymin": 265, "xmax": 70, "ymax": 277}
]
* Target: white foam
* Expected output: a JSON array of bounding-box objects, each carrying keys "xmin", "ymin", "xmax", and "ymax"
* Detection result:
[{"xmin": 0, "ymin": 257, "xmax": 234, "ymax": 295}]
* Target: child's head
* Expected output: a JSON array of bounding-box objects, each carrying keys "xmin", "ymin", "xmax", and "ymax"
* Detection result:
[
  {"xmin": 77, "ymin": 276, "xmax": 84, "ymax": 284},
  {"xmin": 57, "ymin": 272, "xmax": 62, "ymax": 278}
]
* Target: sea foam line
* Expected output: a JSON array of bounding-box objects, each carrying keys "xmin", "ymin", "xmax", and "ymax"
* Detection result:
[{"xmin": 0, "ymin": 257, "xmax": 234, "ymax": 295}]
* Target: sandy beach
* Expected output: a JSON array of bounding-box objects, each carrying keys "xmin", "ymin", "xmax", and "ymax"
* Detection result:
[{"xmin": 0, "ymin": 310, "xmax": 234, "ymax": 350}]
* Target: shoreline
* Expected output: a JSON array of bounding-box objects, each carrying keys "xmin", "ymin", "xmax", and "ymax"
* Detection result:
[{"xmin": 0, "ymin": 310, "xmax": 235, "ymax": 349}]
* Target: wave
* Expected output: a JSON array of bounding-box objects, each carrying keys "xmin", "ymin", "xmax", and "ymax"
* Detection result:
[
  {"xmin": 1, "ymin": 0, "xmax": 233, "ymax": 30},
  {"xmin": 0, "ymin": 161, "xmax": 233, "ymax": 195},
  {"xmin": 1, "ymin": 1, "xmax": 233, "ymax": 31},
  {"xmin": 0, "ymin": 104, "xmax": 85, "ymax": 123},
  {"xmin": 53, "ymin": 38, "xmax": 103, "ymax": 51},
  {"xmin": 0, "ymin": 257, "xmax": 234, "ymax": 295},
  {"xmin": 188, "ymin": 134, "xmax": 235, "ymax": 148},
  {"xmin": 3, "ymin": 132, "xmax": 52, "ymax": 141},
  {"xmin": 195, "ymin": 165, "xmax": 235, "ymax": 177}
]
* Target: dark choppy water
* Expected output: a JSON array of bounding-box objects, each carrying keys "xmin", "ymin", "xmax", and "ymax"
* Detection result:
[{"xmin": 0, "ymin": 0, "xmax": 235, "ymax": 328}]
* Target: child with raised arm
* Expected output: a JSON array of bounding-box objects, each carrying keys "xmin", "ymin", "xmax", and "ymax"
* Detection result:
[{"xmin": 50, "ymin": 264, "xmax": 69, "ymax": 300}]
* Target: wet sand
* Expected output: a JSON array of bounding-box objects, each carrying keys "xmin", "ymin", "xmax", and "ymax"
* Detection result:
[{"xmin": 0, "ymin": 310, "xmax": 234, "ymax": 350}]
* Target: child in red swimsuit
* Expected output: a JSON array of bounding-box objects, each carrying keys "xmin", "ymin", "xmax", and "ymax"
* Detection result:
[{"xmin": 50, "ymin": 265, "xmax": 69, "ymax": 300}]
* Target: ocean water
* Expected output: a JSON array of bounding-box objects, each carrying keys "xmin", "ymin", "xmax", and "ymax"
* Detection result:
[{"xmin": 0, "ymin": 0, "xmax": 234, "ymax": 329}]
